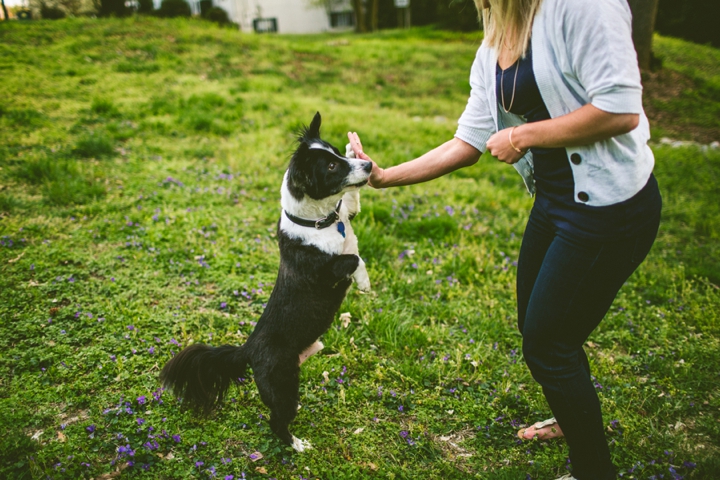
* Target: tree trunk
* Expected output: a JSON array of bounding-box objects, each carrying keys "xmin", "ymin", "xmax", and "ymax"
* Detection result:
[
  {"xmin": 370, "ymin": 0, "xmax": 378, "ymax": 32},
  {"xmin": 627, "ymin": 0, "xmax": 660, "ymax": 70},
  {"xmin": 352, "ymin": 0, "xmax": 366, "ymax": 33},
  {"xmin": 1, "ymin": 0, "xmax": 9, "ymax": 21}
]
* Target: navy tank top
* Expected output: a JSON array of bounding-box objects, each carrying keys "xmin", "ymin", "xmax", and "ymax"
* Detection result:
[{"xmin": 496, "ymin": 44, "xmax": 661, "ymax": 240}]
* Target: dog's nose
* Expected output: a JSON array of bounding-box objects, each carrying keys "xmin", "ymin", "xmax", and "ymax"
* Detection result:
[{"xmin": 363, "ymin": 161, "xmax": 372, "ymax": 173}]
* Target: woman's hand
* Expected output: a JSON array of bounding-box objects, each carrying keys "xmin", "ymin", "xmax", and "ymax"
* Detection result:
[
  {"xmin": 348, "ymin": 131, "xmax": 385, "ymax": 188},
  {"xmin": 486, "ymin": 127, "xmax": 527, "ymax": 165}
]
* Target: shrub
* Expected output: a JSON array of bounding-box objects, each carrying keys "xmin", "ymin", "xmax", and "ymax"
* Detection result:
[
  {"xmin": 199, "ymin": 0, "xmax": 211, "ymax": 15},
  {"xmin": 39, "ymin": 2, "xmax": 66, "ymax": 19},
  {"xmin": 137, "ymin": 0, "xmax": 154, "ymax": 14},
  {"xmin": 157, "ymin": 0, "xmax": 191, "ymax": 18},
  {"xmin": 204, "ymin": 6, "xmax": 230, "ymax": 25},
  {"xmin": 98, "ymin": 0, "xmax": 131, "ymax": 17}
]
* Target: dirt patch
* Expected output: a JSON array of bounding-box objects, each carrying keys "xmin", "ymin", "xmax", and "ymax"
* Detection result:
[{"xmin": 642, "ymin": 69, "xmax": 719, "ymax": 144}]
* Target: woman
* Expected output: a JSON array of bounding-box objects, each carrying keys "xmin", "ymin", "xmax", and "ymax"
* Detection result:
[{"xmin": 347, "ymin": 0, "xmax": 661, "ymax": 478}]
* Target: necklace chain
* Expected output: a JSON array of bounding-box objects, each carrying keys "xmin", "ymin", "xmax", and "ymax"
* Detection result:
[{"xmin": 500, "ymin": 58, "xmax": 519, "ymax": 113}]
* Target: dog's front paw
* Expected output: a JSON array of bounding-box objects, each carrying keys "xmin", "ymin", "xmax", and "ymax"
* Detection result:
[
  {"xmin": 353, "ymin": 257, "xmax": 371, "ymax": 292},
  {"xmin": 355, "ymin": 275, "xmax": 371, "ymax": 293},
  {"xmin": 291, "ymin": 436, "xmax": 313, "ymax": 452}
]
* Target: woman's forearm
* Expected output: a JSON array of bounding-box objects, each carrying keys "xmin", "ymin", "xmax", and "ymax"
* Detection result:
[
  {"xmin": 512, "ymin": 104, "xmax": 639, "ymax": 151},
  {"xmin": 377, "ymin": 138, "xmax": 481, "ymax": 188}
]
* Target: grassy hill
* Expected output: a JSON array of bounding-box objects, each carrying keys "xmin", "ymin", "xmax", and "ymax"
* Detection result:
[{"xmin": 0, "ymin": 17, "xmax": 719, "ymax": 479}]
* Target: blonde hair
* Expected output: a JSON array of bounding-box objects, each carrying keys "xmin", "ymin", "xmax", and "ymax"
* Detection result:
[{"xmin": 475, "ymin": 0, "xmax": 543, "ymax": 59}]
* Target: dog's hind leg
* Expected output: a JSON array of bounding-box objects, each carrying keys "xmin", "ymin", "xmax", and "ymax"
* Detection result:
[
  {"xmin": 254, "ymin": 354, "xmax": 311, "ymax": 451},
  {"xmin": 299, "ymin": 340, "xmax": 324, "ymax": 365}
]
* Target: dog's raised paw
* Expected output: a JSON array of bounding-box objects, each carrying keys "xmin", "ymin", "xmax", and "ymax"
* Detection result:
[
  {"xmin": 291, "ymin": 436, "xmax": 313, "ymax": 452},
  {"xmin": 355, "ymin": 276, "xmax": 371, "ymax": 293}
]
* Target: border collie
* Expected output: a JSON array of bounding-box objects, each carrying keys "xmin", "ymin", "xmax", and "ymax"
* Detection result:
[{"xmin": 160, "ymin": 112, "xmax": 372, "ymax": 451}]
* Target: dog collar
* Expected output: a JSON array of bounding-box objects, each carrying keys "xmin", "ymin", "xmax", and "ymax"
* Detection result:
[{"xmin": 284, "ymin": 199, "xmax": 343, "ymax": 230}]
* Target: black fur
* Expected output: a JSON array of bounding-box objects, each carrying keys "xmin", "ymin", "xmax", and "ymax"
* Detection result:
[
  {"xmin": 287, "ymin": 112, "xmax": 359, "ymax": 201},
  {"xmin": 160, "ymin": 112, "xmax": 364, "ymax": 447}
]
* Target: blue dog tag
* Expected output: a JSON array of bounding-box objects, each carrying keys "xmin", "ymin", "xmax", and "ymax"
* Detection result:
[{"xmin": 337, "ymin": 221, "xmax": 346, "ymax": 238}]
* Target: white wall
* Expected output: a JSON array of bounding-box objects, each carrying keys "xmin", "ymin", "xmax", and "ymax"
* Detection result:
[
  {"xmin": 236, "ymin": 0, "xmax": 331, "ymax": 34},
  {"xmin": 150, "ymin": 0, "xmax": 350, "ymax": 34}
]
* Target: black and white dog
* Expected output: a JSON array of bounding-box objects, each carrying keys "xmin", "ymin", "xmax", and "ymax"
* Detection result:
[{"xmin": 160, "ymin": 112, "xmax": 371, "ymax": 451}]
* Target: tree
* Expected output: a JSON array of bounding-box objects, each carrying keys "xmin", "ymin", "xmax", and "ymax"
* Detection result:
[
  {"xmin": 98, "ymin": 0, "xmax": 131, "ymax": 16},
  {"xmin": 351, "ymin": 0, "xmax": 366, "ymax": 32},
  {"xmin": 627, "ymin": 0, "xmax": 660, "ymax": 70},
  {"xmin": 1, "ymin": 0, "xmax": 9, "ymax": 21}
]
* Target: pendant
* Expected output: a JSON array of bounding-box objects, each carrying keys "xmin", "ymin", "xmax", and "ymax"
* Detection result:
[{"xmin": 337, "ymin": 221, "xmax": 346, "ymax": 238}]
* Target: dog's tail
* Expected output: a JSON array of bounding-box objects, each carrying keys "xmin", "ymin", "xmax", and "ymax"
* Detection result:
[{"xmin": 160, "ymin": 343, "xmax": 249, "ymax": 414}]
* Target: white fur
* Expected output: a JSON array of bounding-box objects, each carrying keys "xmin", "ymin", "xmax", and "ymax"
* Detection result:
[
  {"xmin": 279, "ymin": 149, "xmax": 371, "ymax": 293},
  {"xmin": 299, "ymin": 340, "xmax": 324, "ymax": 365},
  {"xmin": 291, "ymin": 436, "xmax": 313, "ymax": 452}
]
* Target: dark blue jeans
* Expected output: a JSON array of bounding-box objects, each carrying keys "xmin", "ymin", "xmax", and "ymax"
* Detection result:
[{"xmin": 517, "ymin": 203, "xmax": 661, "ymax": 480}]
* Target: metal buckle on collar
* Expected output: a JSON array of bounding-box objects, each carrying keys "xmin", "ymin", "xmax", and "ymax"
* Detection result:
[{"xmin": 314, "ymin": 218, "xmax": 325, "ymax": 229}]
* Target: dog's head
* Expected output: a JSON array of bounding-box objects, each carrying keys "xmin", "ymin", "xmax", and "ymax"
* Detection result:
[{"xmin": 286, "ymin": 112, "xmax": 372, "ymax": 201}]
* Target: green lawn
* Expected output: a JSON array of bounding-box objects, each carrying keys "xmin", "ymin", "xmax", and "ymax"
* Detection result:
[{"xmin": 1, "ymin": 17, "xmax": 719, "ymax": 480}]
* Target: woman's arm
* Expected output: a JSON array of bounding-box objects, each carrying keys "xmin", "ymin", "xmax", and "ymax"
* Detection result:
[
  {"xmin": 347, "ymin": 134, "xmax": 481, "ymax": 188},
  {"xmin": 486, "ymin": 104, "xmax": 639, "ymax": 164}
]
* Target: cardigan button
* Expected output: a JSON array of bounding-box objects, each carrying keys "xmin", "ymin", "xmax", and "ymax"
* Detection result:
[
  {"xmin": 577, "ymin": 191, "xmax": 589, "ymax": 202},
  {"xmin": 570, "ymin": 153, "xmax": 582, "ymax": 165}
]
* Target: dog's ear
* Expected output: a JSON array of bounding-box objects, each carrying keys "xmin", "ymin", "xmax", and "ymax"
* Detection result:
[
  {"xmin": 298, "ymin": 112, "xmax": 322, "ymax": 143},
  {"xmin": 307, "ymin": 111, "xmax": 321, "ymax": 138}
]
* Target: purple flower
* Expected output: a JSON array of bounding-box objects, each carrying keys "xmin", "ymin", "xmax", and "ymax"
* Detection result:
[
  {"xmin": 400, "ymin": 431, "xmax": 408, "ymax": 438},
  {"xmin": 220, "ymin": 302, "xmax": 227, "ymax": 309},
  {"xmin": 86, "ymin": 425, "xmax": 95, "ymax": 433},
  {"xmin": 195, "ymin": 461, "xmax": 204, "ymax": 467},
  {"xmin": 137, "ymin": 396, "xmax": 146, "ymax": 405},
  {"xmin": 137, "ymin": 418, "xmax": 145, "ymax": 425},
  {"xmin": 172, "ymin": 434, "xmax": 181, "ymax": 443},
  {"xmin": 225, "ymin": 476, "xmax": 234, "ymax": 480},
  {"xmin": 127, "ymin": 325, "xmax": 135, "ymax": 331},
  {"xmin": 148, "ymin": 347, "xmax": 155, "ymax": 354},
  {"xmin": 398, "ymin": 405, "xmax": 404, "ymax": 412}
]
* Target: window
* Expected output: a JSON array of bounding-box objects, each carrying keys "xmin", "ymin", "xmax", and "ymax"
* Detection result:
[
  {"xmin": 253, "ymin": 18, "xmax": 278, "ymax": 33},
  {"xmin": 330, "ymin": 11, "xmax": 354, "ymax": 28}
]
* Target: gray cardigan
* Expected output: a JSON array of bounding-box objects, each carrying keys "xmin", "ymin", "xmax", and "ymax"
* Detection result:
[{"xmin": 455, "ymin": 0, "xmax": 654, "ymax": 207}]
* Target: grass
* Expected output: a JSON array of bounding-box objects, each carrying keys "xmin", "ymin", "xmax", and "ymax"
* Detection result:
[{"xmin": 0, "ymin": 17, "xmax": 719, "ymax": 480}]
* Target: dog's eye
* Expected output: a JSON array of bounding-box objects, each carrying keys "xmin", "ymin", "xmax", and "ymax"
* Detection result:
[{"xmin": 328, "ymin": 162, "xmax": 336, "ymax": 171}]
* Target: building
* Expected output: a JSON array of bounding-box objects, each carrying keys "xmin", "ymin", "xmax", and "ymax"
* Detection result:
[{"xmin": 152, "ymin": 0, "xmax": 355, "ymax": 34}]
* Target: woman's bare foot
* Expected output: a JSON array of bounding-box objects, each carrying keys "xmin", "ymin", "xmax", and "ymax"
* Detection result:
[{"xmin": 517, "ymin": 417, "xmax": 564, "ymax": 440}]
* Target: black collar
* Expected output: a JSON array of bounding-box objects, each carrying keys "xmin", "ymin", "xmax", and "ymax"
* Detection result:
[{"xmin": 284, "ymin": 199, "xmax": 343, "ymax": 230}]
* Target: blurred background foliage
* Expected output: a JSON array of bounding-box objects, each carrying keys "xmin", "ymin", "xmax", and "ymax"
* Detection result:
[{"xmin": 6, "ymin": 0, "xmax": 718, "ymax": 49}]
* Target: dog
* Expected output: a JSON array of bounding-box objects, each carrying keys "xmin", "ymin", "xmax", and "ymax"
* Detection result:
[{"xmin": 160, "ymin": 112, "xmax": 372, "ymax": 452}]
